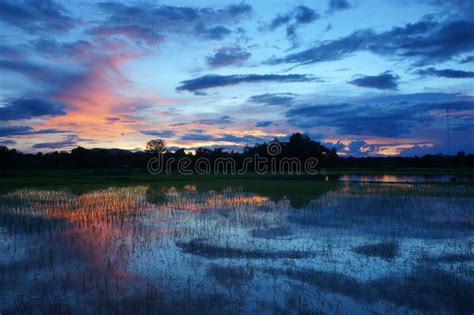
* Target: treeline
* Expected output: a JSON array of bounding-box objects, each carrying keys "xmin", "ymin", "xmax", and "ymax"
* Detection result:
[{"xmin": 0, "ymin": 133, "xmax": 473, "ymax": 172}]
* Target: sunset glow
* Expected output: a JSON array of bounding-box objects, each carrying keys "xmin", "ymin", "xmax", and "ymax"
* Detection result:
[{"xmin": 0, "ymin": 0, "xmax": 472, "ymax": 156}]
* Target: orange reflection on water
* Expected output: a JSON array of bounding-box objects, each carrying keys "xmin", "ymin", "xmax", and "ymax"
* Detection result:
[{"xmin": 2, "ymin": 186, "xmax": 275, "ymax": 277}]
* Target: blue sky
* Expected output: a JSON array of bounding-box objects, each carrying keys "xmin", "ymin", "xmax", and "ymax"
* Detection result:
[{"xmin": 0, "ymin": 0, "xmax": 473, "ymax": 155}]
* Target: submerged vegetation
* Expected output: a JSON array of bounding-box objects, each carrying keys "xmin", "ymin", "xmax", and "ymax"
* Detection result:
[{"xmin": 0, "ymin": 181, "xmax": 473, "ymax": 313}]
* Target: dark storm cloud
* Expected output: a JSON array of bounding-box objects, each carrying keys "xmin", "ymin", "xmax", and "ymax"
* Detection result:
[
  {"xmin": 269, "ymin": 18, "xmax": 474, "ymax": 65},
  {"xmin": 415, "ymin": 67, "xmax": 474, "ymax": 78},
  {"xmin": 94, "ymin": 2, "xmax": 252, "ymax": 42},
  {"xmin": 269, "ymin": 5, "xmax": 319, "ymax": 44},
  {"xmin": 348, "ymin": 72, "xmax": 400, "ymax": 90},
  {"xmin": 0, "ymin": 126, "xmax": 68, "ymax": 137},
  {"xmin": 177, "ymin": 74, "xmax": 314, "ymax": 94},
  {"xmin": 327, "ymin": 0, "xmax": 352, "ymax": 13},
  {"xmin": 256, "ymin": 121, "xmax": 273, "ymax": 127},
  {"xmin": 285, "ymin": 93, "xmax": 474, "ymax": 138},
  {"xmin": 140, "ymin": 130, "xmax": 176, "ymax": 138},
  {"xmin": 0, "ymin": 59, "xmax": 57, "ymax": 81},
  {"xmin": 269, "ymin": 28, "xmax": 372, "ymax": 64},
  {"xmin": 249, "ymin": 93, "xmax": 296, "ymax": 106},
  {"xmin": 206, "ymin": 46, "xmax": 251, "ymax": 68},
  {"xmin": 0, "ymin": 97, "xmax": 67, "ymax": 121},
  {"xmin": 0, "ymin": 0, "xmax": 77, "ymax": 34}
]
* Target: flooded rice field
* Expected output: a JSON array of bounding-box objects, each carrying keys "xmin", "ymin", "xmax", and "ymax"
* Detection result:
[{"xmin": 0, "ymin": 181, "xmax": 473, "ymax": 314}]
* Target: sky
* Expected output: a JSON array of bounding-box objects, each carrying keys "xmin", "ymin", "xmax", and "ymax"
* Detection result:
[{"xmin": 0, "ymin": 0, "xmax": 473, "ymax": 156}]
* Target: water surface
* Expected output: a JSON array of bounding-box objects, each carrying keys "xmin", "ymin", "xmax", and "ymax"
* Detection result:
[
  {"xmin": 337, "ymin": 174, "xmax": 474, "ymax": 183},
  {"xmin": 0, "ymin": 181, "xmax": 473, "ymax": 314}
]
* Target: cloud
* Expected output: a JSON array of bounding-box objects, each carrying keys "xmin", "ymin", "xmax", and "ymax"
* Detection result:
[
  {"xmin": 180, "ymin": 133, "xmax": 270, "ymax": 143},
  {"xmin": 415, "ymin": 67, "xmax": 474, "ymax": 78},
  {"xmin": 0, "ymin": 97, "xmax": 67, "ymax": 121},
  {"xmin": 206, "ymin": 46, "xmax": 251, "ymax": 68},
  {"xmin": 256, "ymin": 121, "xmax": 273, "ymax": 127},
  {"xmin": 195, "ymin": 25, "xmax": 231, "ymax": 40},
  {"xmin": 32, "ymin": 39, "xmax": 95, "ymax": 60},
  {"xmin": 176, "ymin": 144, "xmax": 247, "ymax": 152},
  {"xmin": 269, "ymin": 5, "xmax": 319, "ymax": 44},
  {"xmin": 327, "ymin": 0, "xmax": 352, "ymax": 13},
  {"xmin": 32, "ymin": 139, "xmax": 76, "ymax": 149},
  {"xmin": 459, "ymin": 55, "xmax": 474, "ymax": 63},
  {"xmin": 216, "ymin": 134, "xmax": 270, "ymax": 143},
  {"xmin": 170, "ymin": 116, "xmax": 235, "ymax": 127},
  {"xmin": 177, "ymin": 74, "xmax": 314, "ymax": 94},
  {"xmin": 249, "ymin": 93, "xmax": 296, "ymax": 106},
  {"xmin": 345, "ymin": 140, "xmax": 377, "ymax": 156},
  {"xmin": 194, "ymin": 115, "xmax": 234, "ymax": 125},
  {"xmin": 0, "ymin": 40, "xmax": 160, "ymax": 148},
  {"xmin": 32, "ymin": 134, "xmax": 92, "ymax": 150},
  {"xmin": 0, "ymin": 44, "xmax": 26, "ymax": 59},
  {"xmin": 0, "ymin": 139, "xmax": 16, "ymax": 146},
  {"xmin": 0, "ymin": 0, "xmax": 77, "ymax": 34},
  {"xmin": 325, "ymin": 139, "xmax": 436, "ymax": 156},
  {"xmin": 32, "ymin": 141, "xmax": 73, "ymax": 149},
  {"xmin": 0, "ymin": 59, "xmax": 76, "ymax": 88},
  {"xmin": 0, "ymin": 126, "xmax": 68, "ymax": 137},
  {"xmin": 270, "ymin": 6, "xmax": 319, "ymax": 29},
  {"xmin": 180, "ymin": 134, "xmax": 215, "ymax": 141},
  {"xmin": 140, "ymin": 130, "xmax": 176, "ymax": 138},
  {"xmin": 285, "ymin": 93, "xmax": 474, "ymax": 138},
  {"xmin": 11, "ymin": 43, "xmax": 152, "ymax": 141},
  {"xmin": 348, "ymin": 72, "xmax": 400, "ymax": 90},
  {"xmin": 94, "ymin": 2, "xmax": 252, "ymax": 43},
  {"xmin": 87, "ymin": 26, "xmax": 164, "ymax": 45},
  {"xmin": 421, "ymin": 0, "xmax": 473, "ymax": 19},
  {"xmin": 269, "ymin": 18, "xmax": 474, "ymax": 65},
  {"xmin": 105, "ymin": 117, "xmax": 121, "ymax": 123}
]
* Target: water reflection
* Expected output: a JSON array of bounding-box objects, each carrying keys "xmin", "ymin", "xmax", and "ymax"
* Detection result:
[
  {"xmin": 337, "ymin": 174, "xmax": 473, "ymax": 183},
  {"xmin": 0, "ymin": 182, "xmax": 473, "ymax": 313}
]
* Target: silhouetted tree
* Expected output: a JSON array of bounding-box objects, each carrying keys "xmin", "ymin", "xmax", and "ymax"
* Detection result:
[
  {"xmin": 146, "ymin": 139, "xmax": 167, "ymax": 155},
  {"xmin": 0, "ymin": 146, "xmax": 17, "ymax": 175},
  {"xmin": 1, "ymin": 133, "xmax": 473, "ymax": 171}
]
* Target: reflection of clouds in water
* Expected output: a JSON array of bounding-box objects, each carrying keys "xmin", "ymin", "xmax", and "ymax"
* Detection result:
[{"xmin": 0, "ymin": 183, "xmax": 473, "ymax": 313}]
